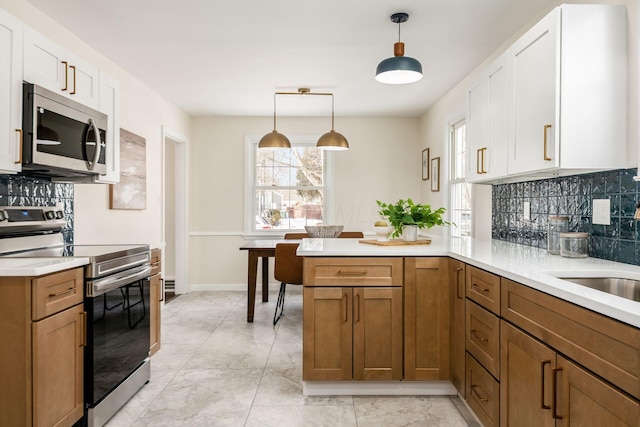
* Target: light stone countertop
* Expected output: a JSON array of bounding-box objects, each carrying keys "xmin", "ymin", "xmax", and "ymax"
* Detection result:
[
  {"xmin": 297, "ymin": 236, "xmax": 640, "ymax": 328},
  {"xmin": 0, "ymin": 257, "xmax": 90, "ymax": 276}
]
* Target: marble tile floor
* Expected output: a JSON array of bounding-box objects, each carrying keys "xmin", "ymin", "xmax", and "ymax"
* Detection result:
[{"xmin": 106, "ymin": 290, "xmax": 479, "ymax": 427}]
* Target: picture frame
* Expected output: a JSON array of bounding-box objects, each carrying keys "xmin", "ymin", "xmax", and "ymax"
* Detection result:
[
  {"xmin": 431, "ymin": 157, "xmax": 440, "ymax": 192},
  {"xmin": 421, "ymin": 148, "xmax": 429, "ymax": 180}
]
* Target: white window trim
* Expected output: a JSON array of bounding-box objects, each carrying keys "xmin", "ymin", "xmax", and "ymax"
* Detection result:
[
  {"xmin": 243, "ymin": 134, "xmax": 335, "ymax": 238},
  {"xmin": 447, "ymin": 117, "xmax": 475, "ymax": 238}
]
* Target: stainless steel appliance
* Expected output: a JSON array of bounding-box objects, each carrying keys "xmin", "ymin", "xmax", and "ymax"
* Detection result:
[
  {"xmin": 0, "ymin": 205, "xmax": 151, "ymax": 427},
  {"xmin": 22, "ymin": 82, "xmax": 108, "ymax": 178}
]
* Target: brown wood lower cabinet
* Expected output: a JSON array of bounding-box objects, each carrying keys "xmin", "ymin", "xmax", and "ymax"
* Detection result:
[
  {"xmin": 303, "ymin": 286, "xmax": 402, "ymax": 381},
  {"xmin": 501, "ymin": 321, "xmax": 640, "ymax": 427},
  {"xmin": 449, "ymin": 259, "xmax": 466, "ymax": 396},
  {"xmin": 149, "ymin": 248, "xmax": 162, "ymax": 356},
  {"xmin": 466, "ymin": 352, "xmax": 500, "ymax": 427}
]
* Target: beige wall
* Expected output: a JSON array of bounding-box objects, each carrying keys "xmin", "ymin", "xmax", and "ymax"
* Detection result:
[
  {"xmin": 1, "ymin": 0, "xmax": 191, "ymax": 246},
  {"xmin": 189, "ymin": 116, "xmax": 421, "ymax": 288},
  {"xmin": 419, "ymin": 0, "xmax": 638, "ymax": 240}
]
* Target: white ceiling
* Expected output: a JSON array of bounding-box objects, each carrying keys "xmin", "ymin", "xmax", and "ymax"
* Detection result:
[{"xmin": 26, "ymin": 0, "xmax": 557, "ymax": 117}]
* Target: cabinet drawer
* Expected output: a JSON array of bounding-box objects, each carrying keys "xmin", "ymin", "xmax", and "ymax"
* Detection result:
[
  {"xmin": 32, "ymin": 268, "xmax": 83, "ymax": 320},
  {"xmin": 501, "ymin": 278, "xmax": 640, "ymax": 400},
  {"xmin": 466, "ymin": 352, "xmax": 500, "ymax": 427},
  {"xmin": 303, "ymin": 257, "xmax": 402, "ymax": 287},
  {"xmin": 466, "ymin": 265, "xmax": 500, "ymax": 314},
  {"xmin": 466, "ymin": 300, "xmax": 500, "ymax": 379}
]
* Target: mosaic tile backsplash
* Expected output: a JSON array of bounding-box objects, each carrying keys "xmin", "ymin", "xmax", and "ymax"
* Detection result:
[
  {"xmin": 0, "ymin": 175, "xmax": 74, "ymax": 244},
  {"xmin": 492, "ymin": 168, "xmax": 640, "ymax": 265}
]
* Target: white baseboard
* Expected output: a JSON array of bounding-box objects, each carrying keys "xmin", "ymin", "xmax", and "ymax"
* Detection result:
[{"xmin": 302, "ymin": 381, "xmax": 457, "ymax": 396}]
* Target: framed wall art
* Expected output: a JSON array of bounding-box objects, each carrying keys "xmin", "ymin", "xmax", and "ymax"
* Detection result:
[
  {"xmin": 431, "ymin": 157, "xmax": 440, "ymax": 192},
  {"xmin": 422, "ymin": 148, "xmax": 429, "ymax": 180},
  {"xmin": 110, "ymin": 129, "xmax": 147, "ymax": 209}
]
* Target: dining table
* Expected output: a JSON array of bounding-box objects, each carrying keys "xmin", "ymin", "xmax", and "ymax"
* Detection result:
[{"xmin": 239, "ymin": 239, "xmax": 292, "ymax": 322}]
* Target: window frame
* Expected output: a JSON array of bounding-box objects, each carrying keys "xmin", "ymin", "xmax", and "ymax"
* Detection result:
[
  {"xmin": 448, "ymin": 119, "xmax": 474, "ymax": 238},
  {"xmin": 244, "ymin": 135, "xmax": 334, "ymax": 237}
]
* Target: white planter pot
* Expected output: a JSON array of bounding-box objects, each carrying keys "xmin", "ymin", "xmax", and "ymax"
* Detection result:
[{"xmin": 402, "ymin": 225, "xmax": 418, "ymax": 241}]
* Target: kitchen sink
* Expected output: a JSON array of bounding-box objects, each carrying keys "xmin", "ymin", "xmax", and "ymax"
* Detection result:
[{"xmin": 558, "ymin": 277, "xmax": 640, "ymax": 302}]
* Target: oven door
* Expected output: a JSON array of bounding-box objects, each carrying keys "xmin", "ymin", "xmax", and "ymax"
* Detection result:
[{"xmin": 84, "ymin": 265, "xmax": 152, "ymax": 407}]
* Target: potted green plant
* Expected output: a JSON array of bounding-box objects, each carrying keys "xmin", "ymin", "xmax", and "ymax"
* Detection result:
[{"xmin": 376, "ymin": 198, "xmax": 449, "ymax": 240}]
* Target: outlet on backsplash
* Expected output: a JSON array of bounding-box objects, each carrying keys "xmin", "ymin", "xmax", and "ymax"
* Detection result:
[
  {"xmin": 593, "ymin": 199, "xmax": 611, "ymax": 225},
  {"xmin": 523, "ymin": 201, "xmax": 531, "ymax": 221}
]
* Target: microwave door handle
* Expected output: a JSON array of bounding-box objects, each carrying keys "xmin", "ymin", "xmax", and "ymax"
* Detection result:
[{"xmin": 86, "ymin": 117, "xmax": 102, "ymax": 171}]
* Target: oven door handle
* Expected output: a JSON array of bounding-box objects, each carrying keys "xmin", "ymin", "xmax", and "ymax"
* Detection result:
[{"xmin": 90, "ymin": 265, "xmax": 152, "ymax": 297}]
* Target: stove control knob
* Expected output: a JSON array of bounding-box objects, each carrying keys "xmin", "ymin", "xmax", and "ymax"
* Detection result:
[
  {"xmin": 55, "ymin": 211, "xmax": 64, "ymax": 219},
  {"xmin": 45, "ymin": 211, "xmax": 55, "ymax": 220}
]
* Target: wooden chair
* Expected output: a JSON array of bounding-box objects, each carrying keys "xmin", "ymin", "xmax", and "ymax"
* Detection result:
[{"xmin": 273, "ymin": 242, "xmax": 303, "ymax": 325}]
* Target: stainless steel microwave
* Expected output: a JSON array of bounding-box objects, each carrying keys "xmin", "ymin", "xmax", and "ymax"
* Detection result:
[{"xmin": 21, "ymin": 82, "xmax": 107, "ymax": 178}]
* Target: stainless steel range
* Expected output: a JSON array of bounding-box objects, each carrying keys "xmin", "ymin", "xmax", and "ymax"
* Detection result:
[{"xmin": 0, "ymin": 204, "xmax": 151, "ymax": 427}]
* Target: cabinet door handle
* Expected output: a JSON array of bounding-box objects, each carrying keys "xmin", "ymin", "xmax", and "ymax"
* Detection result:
[
  {"xmin": 159, "ymin": 278, "xmax": 164, "ymax": 302},
  {"xmin": 48, "ymin": 287, "xmax": 75, "ymax": 298},
  {"xmin": 355, "ymin": 292, "xmax": 360, "ymax": 322},
  {"xmin": 471, "ymin": 282, "xmax": 490, "ymax": 293},
  {"xmin": 70, "ymin": 65, "xmax": 77, "ymax": 94},
  {"xmin": 476, "ymin": 148, "xmax": 482, "ymax": 174},
  {"xmin": 337, "ymin": 270, "xmax": 367, "ymax": 276},
  {"xmin": 470, "ymin": 384, "xmax": 489, "ymax": 402},
  {"xmin": 14, "ymin": 129, "xmax": 22, "ymax": 164},
  {"xmin": 552, "ymin": 367, "xmax": 563, "ymax": 419},
  {"xmin": 80, "ymin": 311, "xmax": 87, "ymax": 347},
  {"xmin": 343, "ymin": 292, "xmax": 348, "ymax": 322},
  {"xmin": 456, "ymin": 267, "xmax": 464, "ymax": 299},
  {"xmin": 540, "ymin": 360, "xmax": 551, "ymax": 410},
  {"xmin": 61, "ymin": 60, "xmax": 69, "ymax": 91},
  {"xmin": 543, "ymin": 124, "xmax": 552, "ymax": 161},
  {"xmin": 471, "ymin": 329, "xmax": 488, "ymax": 343},
  {"xmin": 480, "ymin": 147, "xmax": 487, "ymax": 174}
]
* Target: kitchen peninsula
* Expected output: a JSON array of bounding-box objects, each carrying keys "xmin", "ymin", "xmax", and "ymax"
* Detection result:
[{"xmin": 298, "ymin": 236, "xmax": 639, "ymax": 427}]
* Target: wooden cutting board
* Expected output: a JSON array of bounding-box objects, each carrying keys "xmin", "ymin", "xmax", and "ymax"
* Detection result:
[{"xmin": 359, "ymin": 238, "xmax": 431, "ymax": 246}]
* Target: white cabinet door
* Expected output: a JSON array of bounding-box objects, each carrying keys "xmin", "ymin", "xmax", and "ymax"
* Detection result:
[
  {"xmin": 467, "ymin": 52, "xmax": 508, "ymax": 183},
  {"xmin": 507, "ymin": 8, "xmax": 559, "ymax": 175},
  {"xmin": 24, "ymin": 26, "xmax": 99, "ymax": 109},
  {"xmin": 0, "ymin": 9, "xmax": 23, "ymax": 173},
  {"xmin": 96, "ymin": 71, "xmax": 120, "ymax": 183}
]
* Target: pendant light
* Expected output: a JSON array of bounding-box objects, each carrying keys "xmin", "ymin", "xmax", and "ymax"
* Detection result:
[
  {"xmin": 375, "ymin": 12, "xmax": 423, "ymax": 85},
  {"xmin": 259, "ymin": 88, "xmax": 349, "ymax": 151}
]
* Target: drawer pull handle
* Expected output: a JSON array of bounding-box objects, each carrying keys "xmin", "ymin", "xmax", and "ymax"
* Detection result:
[
  {"xmin": 552, "ymin": 367, "xmax": 563, "ymax": 419},
  {"xmin": 471, "ymin": 283, "xmax": 490, "ymax": 293},
  {"xmin": 49, "ymin": 287, "xmax": 75, "ymax": 298},
  {"xmin": 470, "ymin": 329, "xmax": 488, "ymax": 343},
  {"xmin": 540, "ymin": 360, "xmax": 551, "ymax": 410},
  {"xmin": 337, "ymin": 270, "xmax": 367, "ymax": 276},
  {"xmin": 470, "ymin": 384, "xmax": 489, "ymax": 402}
]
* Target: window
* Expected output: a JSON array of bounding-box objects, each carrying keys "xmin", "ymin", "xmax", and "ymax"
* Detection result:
[
  {"xmin": 449, "ymin": 120, "xmax": 472, "ymax": 237},
  {"xmin": 246, "ymin": 136, "xmax": 331, "ymax": 234}
]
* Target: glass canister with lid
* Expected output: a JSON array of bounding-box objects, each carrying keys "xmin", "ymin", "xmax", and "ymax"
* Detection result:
[
  {"xmin": 547, "ymin": 216, "xmax": 569, "ymax": 255},
  {"xmin": 559, "ymin": 232, "xmax": 589, "ymax": 258}
]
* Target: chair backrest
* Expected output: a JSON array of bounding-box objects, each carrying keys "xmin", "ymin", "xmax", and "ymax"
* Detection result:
[
  {"xmin": 284, "ymin": 233, "xmax": 308, "ymax": 240},
  {"xmin": 338, "ymin": 231, "xmax": 364, "ymax": 238},
  {"xmin": 274, "ymin": 243, "xmax": 303, "ymax": 285}
]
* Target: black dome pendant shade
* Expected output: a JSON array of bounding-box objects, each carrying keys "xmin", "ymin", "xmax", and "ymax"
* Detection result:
[{"xmin": 375, "ymin": 12, "xmax": 423, "ymax": 84}]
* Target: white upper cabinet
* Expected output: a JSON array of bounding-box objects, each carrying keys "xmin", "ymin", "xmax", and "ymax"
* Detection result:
[
  {"xmin": 466, "ymin": 52, "xmax": 508, "ymax": 183},
  {"xmin": 507, "ymin": 5, "xmax": 627, "ymax": 177},
  {"xmin": 24, "ymin": 26, "xmax": 99, "ymax": 110},
  {"xmin": 95, "ymin": 71, "xmax": 120, "ymax": 183},
  {"xmin": 0, "ymin": 8, "xmax": 23, "ymax": 174}
]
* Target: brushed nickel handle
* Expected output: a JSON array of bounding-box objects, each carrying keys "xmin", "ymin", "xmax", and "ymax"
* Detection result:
[
  {"xmin": 61, "ymin": 60, "xmax": 69, "ymax": 91},
  {"xmin": 70, "ymin": 64, "xmax": 77, "ymax": 94},
  {"xmin": 14, "ymin": 129, "xmax": 22, "ymax": 164},
  {"xmin": 552, "ymin": 367, "xmax": 563, "ymax": 419},
  {"xmin": 471, "ymin": 329, "xmax": 488, "ymax": 343},
  {"xmin": 471, "ymin": 282, "xmax": 490, "ymax": 293},
  {"xmin": 49, "ymin": 287, "xmax": 75, "ymax": 298},
  {"xmin": 80, "ymin": 311, "xmax": 87, "ymax": 347},
  {"xmin": 540, "ymin": 360, "xmax": 551, "ymax": 410},
  {"xmin": 543, "ymin": 124, "xmax": 552, "ymax": 161},
  {"xmin": 337, "ymin": 270, "xmax": 367, "ymax": 276},
  {"xmin": 470, "ymin": 384, "xmax": 489, "ymax": 402},
  {"xmin": 456, "ymin": 267, "xmax": 464, "ymax": 299}
]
